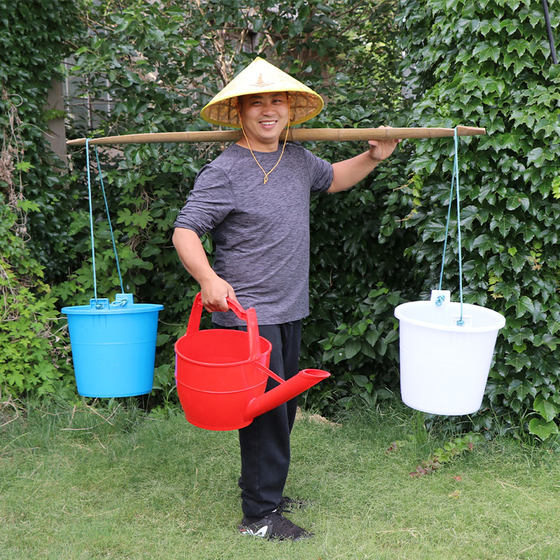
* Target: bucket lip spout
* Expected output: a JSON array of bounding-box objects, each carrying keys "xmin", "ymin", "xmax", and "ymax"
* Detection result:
[
  {"xmin": 394, "ymin": 300, "xmax": 505, "ymax": 333},
  {"xmin": 62, "ymin": 303, "xmax": 164, "ymax": 315}
]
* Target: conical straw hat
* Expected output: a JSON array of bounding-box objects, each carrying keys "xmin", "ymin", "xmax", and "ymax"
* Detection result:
[{"xmin": 201, "ymin": 57, "xmax": 324, "ymax": 128}]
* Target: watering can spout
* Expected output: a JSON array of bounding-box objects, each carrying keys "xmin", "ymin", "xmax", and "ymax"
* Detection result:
[{"xmin": 245, "ymin": 368, "xmax": 330, "ymax": 421}]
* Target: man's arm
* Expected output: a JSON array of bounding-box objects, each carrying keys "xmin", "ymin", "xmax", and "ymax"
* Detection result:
[
  {"xmin": 327, "ymin": 134, "xmax": 400, "ymax": 194},
  {"xmin": 172, "ymin": 227, "xmax": 237, "ymax": 312}
]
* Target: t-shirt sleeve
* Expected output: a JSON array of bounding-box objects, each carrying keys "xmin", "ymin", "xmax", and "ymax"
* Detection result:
[
  {"xmin": 304, "ymin": 149, "xmax": 334, "ymax": 193},
  {"xmin": 173, "ymin": 164, "xmax": 235, "ymax": 237}
]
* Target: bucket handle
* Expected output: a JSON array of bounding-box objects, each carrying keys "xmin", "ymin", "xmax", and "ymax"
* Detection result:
[
  {"xmin": 185, "ymin": 292, "xmax": 259, "ymax": 363},
  {"xmin": 255, "ymin": 361, "xmax": 285, "ymax": 385}
]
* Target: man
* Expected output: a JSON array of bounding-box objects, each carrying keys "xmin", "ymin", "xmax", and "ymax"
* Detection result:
[{"xmin": 173, "ymin": 57, "xmax": 398, "ymax": 540}]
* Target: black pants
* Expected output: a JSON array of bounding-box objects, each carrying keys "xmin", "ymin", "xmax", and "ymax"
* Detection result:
[{"xmin": 230, "ymin": 320, "xmax": 302, "ymax": 519}]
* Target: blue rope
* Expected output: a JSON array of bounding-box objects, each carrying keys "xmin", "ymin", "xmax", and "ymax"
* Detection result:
[
  {"xmin": 85, "ymin": 139, "xmax": 99, "ymax": 303},
  {"xmin": 437, "ymin": 127, "xmax": 464, "ymax": 326},
  {"xmin": 454, "ymin": 128, "xmax": 465, "ymax": 326},
  {"xmin": 94, "ymin": 146, "xmax": 125, "ymax": 294},
  {"xmin": 85, "ymin": 139, "xmax": 125, "ymax": 305},
  {"xmin": 437, "ymin": 166, "xmax": 455, "ymax": 291}
]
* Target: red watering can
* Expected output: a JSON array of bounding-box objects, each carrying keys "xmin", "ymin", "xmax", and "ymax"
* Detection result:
[{"xmin": 175, "ymin": 293, "xmax": 330, "ymax": 431}]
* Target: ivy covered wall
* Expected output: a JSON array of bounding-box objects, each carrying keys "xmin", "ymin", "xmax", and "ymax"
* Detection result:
[
  {"xmin": 0, "ymin": 0, "xmax": 84, "ymax": 396},
  {"xmin": 398, "ymin": 0, "xmax": 560, "ymax": 438}
]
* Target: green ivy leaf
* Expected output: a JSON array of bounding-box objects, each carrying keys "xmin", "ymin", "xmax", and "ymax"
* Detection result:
[
  {"xmin": 344, "ymin": 340, "xmax": 361, "ymax": 360},
  {"xmin": 528, "ymin": 418, "xmax": 558, "ymax": 440},
  {"xmin": 533, "ymin": 395, "xmax": 559, "ymax": 423}
]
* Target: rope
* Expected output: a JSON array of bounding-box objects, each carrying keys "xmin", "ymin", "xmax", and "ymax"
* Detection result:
[
  {"xmin": 437, "ymin": 127, "xmax": 464, "ymax": 326},
  {"xmin": 85, "ymin": 139, "xmax": 99, "ymax": 304},
  {"xmin": 85, "ymin": 139, "xmax": 125, "ymax": 307},
  {"xmin": 94, "ymin": 146, "xmax": 125, "ymax": 294}
]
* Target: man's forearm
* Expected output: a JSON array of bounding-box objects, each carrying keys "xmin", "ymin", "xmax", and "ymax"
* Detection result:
[
  {"xmin": 172, "ymin": 227, "xmax": 217, "ymax": 285},
  {"xmin": 172, "ymin": 227, "xmax": 237, "ymax": 311}
]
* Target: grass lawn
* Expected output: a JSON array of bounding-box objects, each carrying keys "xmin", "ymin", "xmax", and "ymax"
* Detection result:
[{"xmin": 1, "ymin": 399, "xmax": 559, "ymax": 560}]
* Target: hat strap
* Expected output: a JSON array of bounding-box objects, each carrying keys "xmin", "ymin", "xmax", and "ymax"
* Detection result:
[{"xmin": 240, "ymin": 112, "xmax": 290, "ymax": 185}]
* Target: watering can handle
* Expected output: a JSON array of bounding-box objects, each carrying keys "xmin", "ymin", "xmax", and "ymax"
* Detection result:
[{"xmin": 185, "ymin": 292, "xmax": 259, "ymax": 363}]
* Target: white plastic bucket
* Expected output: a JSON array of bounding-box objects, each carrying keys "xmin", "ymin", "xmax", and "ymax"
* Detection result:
[{"xmin": 394, "ymin": 298, "xmax": 505, "ymax": 415}]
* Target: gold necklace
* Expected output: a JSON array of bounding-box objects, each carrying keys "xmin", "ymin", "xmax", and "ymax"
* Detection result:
[{"xmin": 240, "ymin": 119, "xmax": 290, "ymax": 184}]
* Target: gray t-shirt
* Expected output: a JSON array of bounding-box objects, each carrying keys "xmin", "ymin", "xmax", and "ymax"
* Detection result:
[{"xmin": 174, "ymin": 142, "xmax": 333, "ymax": 326}]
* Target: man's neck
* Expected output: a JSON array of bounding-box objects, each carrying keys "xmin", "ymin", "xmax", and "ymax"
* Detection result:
[{"xmin": 236, "ymin": 137, "xmax": 280, "ymax": 152}]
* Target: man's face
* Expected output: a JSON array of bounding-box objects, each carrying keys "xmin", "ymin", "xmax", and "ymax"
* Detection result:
[{"xmin": 237, "ymin": 91, "xmax": 289, "ymax": 150}]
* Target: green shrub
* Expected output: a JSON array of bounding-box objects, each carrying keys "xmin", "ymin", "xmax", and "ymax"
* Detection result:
[
  {"xmin": 62, "ymin": 0, "xmax": 414, "ymax": 409},
  {"xmin": 0, "ymin": 203, "xmax": 73, "ymax": 396}
]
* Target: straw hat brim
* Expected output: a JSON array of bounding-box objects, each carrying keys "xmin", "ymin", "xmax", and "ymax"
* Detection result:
[{"xmin": 201, "ymin": 57, "xmax": 324, "ymax": 128}]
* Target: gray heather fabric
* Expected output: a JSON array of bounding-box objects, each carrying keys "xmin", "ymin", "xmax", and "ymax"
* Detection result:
[{"xmin": 174, "ymin": 142, "xmax": 333, "ymax": 326}]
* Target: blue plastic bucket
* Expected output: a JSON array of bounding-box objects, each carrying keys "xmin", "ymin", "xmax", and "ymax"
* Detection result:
[{"xmin": 61, "ymin": 293, "xmax": 163, "ymax": 397}]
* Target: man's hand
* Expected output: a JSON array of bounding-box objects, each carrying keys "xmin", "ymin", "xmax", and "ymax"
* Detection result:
[
  {"xmin": 200, "ymin": 275, "xmax": 238, "ymax": 313},
  {"xmin": 367, "ymin": 126, "xmax": 400, "ymax": 162}
]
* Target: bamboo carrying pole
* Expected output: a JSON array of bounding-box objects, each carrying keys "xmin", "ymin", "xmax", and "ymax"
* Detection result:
[{"xmin": 66, "ymin": 126, "xmax": 486, "ymax": 147}]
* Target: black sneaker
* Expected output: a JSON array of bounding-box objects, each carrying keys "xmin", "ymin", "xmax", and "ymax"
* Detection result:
[
  {"xmin": 238, "ymin": 511, "xmax": 313, "ymax": 540},
  {"xmin": 277, "ymin": 496, "xmax": 309, "ymax": 513}
]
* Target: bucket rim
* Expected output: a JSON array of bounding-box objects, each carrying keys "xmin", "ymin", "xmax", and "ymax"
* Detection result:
[
  {"xmin": 176, "ymin": 378, "xmax": 267, "ymax": 395},
  {"xmin": 62, "ymin": 303, "xmax": 163, "ymax": 315},
  {"xmin": 175, "ymin": 330, "xmax": 272, "ymax": 368},
  {"xmin": 394, "ymin": 301, "xmax": 505, "ymax": 333}
]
